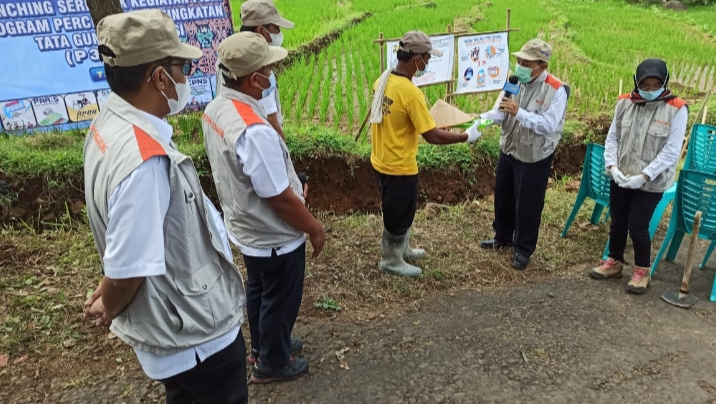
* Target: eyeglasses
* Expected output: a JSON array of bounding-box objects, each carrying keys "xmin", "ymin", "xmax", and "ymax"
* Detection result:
[
  {"xmin": 638, "ymin": 84, "xmax": 663, "ymax": 91},
  {"xmin": 168, "ymin": 60, "xmax": 193, "ymax": 76}
]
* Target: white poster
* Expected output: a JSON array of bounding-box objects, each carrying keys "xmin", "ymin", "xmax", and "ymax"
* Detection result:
[
  {"xmin": 386, "ymin": 34, "xmax": 455, "ymax": 87},
  {"xmin": 455, "ymin": 32, "xmax": 510, "ymax": 94},
  {"xmin": 188, "ymin": 77, "xmax": 214, "ymax": 107}
]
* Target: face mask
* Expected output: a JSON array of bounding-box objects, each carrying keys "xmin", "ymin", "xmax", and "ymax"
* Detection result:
[
  {"xmin": 515, "ymin": 64, "xmax": 537, "ymax": 84},
  {"xmin": 161, "ymin": 70, "xmax": 191, "ymax": 115},
  {"xmin": 268, "ymin": 31, "xmax": 284, "ymax": 47},
  {"xmin": 638, "ymin": 87, "xmax": 664, "ymax": 101},
  {"xmin": 414, "ymin": 56, "xmax": 427, "ymax": 78},
  {"xmin": 254, "ymin": 72, "xmax": 272, "ymax": 97}
]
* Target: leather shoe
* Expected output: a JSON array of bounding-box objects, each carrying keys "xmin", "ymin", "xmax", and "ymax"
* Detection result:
[
  {"xmin": 512, "ymin": 253, "xmax": 530, "ymax": 270},
  {"xmin": 479, "ymin": 239, "xmax": 511, "ymax": 250}
]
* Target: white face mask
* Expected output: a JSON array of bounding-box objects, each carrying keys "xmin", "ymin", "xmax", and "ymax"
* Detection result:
[
  {"xmin": 161, "ymin": 70, "xmax": 191, "ymax": 115},
  {"xmin": 268, "ymin": 31, "xmax": 284, "ymax": 47}
]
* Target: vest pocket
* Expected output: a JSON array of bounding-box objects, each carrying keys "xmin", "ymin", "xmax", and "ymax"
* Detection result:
[
  {"xmin": 173, "ymin": 259, "xmax": 224, "ymax": 296},
  {"xmin": 641, "ymin": 124, "xmax": 669, "ymax": 163}
]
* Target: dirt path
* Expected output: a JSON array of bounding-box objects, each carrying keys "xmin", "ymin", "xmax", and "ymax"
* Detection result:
[{"xmin": 32, "ymin": 249, "xmax": 716, "ymax": 404}]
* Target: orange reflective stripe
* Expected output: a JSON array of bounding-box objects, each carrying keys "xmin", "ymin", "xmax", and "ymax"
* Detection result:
[
  {"xmin": 89, "ymin": 123, "xmax": 107, "ymax": 153},
  {"xmin": 618, "ymin": 93, "xmax": 631, "ymax": 100},
  {"xmin": 133, "ymin": 125, "xmax": 166, "ymax": 161},
  {"xmin": 545, "ymin": 74, "xmax": 563, "ymax": 90},
  {"xmin": 231, "ymin": 99, "xmax": 263, "ymax": 127},
  {"xmin": 667, "ymin": 97, "xmax": 686, "ymax": 109}
]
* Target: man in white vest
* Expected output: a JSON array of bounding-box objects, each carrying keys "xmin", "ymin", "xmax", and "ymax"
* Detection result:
[
  {"xmin": 203, "ymin": 32, "xmax": 325, "ymax": 384},
  {"xmin": 478, "ymin": 39, "xmax": 569, "ymax": 270},
  {"xmin": 214, "ymin": 0, "xmax": 292, "ymax": 142},
  {"xmin": 82, "ymin": 10, "xmax": 248, "ymax": 404}
]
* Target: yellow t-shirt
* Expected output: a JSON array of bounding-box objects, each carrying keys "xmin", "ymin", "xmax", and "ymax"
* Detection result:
[{"xmin": 370, "ymin": 73, "xmax": 436, "ymax": 176}]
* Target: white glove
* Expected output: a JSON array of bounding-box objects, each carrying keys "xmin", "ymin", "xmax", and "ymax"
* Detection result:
[
  {"xmin": 465, "ymin": 122, "xmax": 482, "ymax": 144},
  {"xmin": 609, "ymin": 167, "xmax": 628, "ymax": 185},
  {"xmin": 619, "ymin": 174, "xmax": 647, "ymax": 189}
]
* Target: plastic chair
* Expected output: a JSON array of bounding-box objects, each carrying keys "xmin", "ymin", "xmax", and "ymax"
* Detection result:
[
  {"xmin": 651, "ymin": 170, "xmax": 716, "ymax": 301},
  {"xmin": 600, "ymin": 181, "xmax": 677, "ymax": 260},
  {"xmin": 682, "ymin": 124, "xmax": 716, "ymax": 267},
  {"xmin": 561, "ymin": 143, "xmax": 612, "ymax": 238},
  {"xmin": 684, "ymin": 124, "xmax": 716, "ymax": 174}
]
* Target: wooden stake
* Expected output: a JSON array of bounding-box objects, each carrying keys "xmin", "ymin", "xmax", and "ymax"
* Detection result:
[
  {"xmin": 703, "ymin": 104, "xmax": 709, "ymax": 125},
  {"xmin": 379, "ymin": 32, "xmax": 385, "ymax": 73},
  {"xmin": 619, "ymin": 79, "xmax": 623, "ymax": 96},
  {"xmin": 506, "ymin": 8, "xmax": 511, "ymax": 32}
]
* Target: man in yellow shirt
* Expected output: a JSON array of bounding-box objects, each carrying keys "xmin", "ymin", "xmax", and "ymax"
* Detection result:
[{"xmin": 370, "ymin": 30, "xmax": 481, "ymax": 278}]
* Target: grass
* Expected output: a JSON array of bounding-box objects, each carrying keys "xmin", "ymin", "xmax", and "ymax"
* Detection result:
[{"xmin": 0, "ymin": 180, "xmax": 617, "ymax": 401}]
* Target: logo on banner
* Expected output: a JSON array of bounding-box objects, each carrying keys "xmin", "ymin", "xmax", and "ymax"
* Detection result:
[
  {"xmin": 488, "ymin": 66, "xmax": 500, "ymax": 78},
  {"xmin": 463, "ymin": 67, "xmax": 474, "ymax": 87}
]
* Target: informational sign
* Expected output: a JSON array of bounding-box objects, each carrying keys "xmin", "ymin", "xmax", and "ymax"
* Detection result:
[
  {"xmin": 455, "ymin": 32, "xmax": 510, "ymax": 94},
  {"xmin": 386, "ymin": 34, "xmax": 454, "ymax": 87},
  {"xmin": 0, "ymin": 0, "xmax": 234, "ymax": 133}
]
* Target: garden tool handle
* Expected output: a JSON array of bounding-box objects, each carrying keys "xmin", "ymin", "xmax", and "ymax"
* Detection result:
[{"xmin": 680, "ymin": 211, "xmax": 702, "ymax": 294}]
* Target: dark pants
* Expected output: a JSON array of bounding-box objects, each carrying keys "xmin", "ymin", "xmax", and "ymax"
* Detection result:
[
  {"xmin": 163, "ymin": 330, "xmax": 248, "ymax": 404},
  {"xmin": 493, "ymin": 151, "xmax": 554, "ymax": 257},
  {"xmin": 373, "ymin": 168, "xmax": 419, "ymax": 236},
  {"xmin": 607, "ymin": 180, "xmax": 663, "ymax": 268},
  {"xmin": 244, "ymin": 244, "xmax": 305, "ymax": 370}
]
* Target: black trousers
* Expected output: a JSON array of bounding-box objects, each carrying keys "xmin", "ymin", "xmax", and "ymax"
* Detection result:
[
  {"xmin": 373, "ymin": 168, "xmax": 419, "ymax": 236},
  {"xmin": 493, "ymin": 151, "xmax": 554, "ymax": 257},
  {"xmin": 244, "ymin": 244, "xmax": 305, "ymax": 370},
  {"xmin": 163, "ymin": 330, "xmax": 248, "ymax": 404},
  {"xmin": 607, "ymin": 180, "xmax": 663, "ymax": 268}
]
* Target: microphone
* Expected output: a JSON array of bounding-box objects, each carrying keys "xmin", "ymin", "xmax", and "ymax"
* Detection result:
[{"xmin": 502, "ymin": 75, "xmax": 520, "ymax": 99}]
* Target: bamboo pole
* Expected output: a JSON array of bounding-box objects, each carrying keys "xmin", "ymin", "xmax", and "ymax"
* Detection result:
[{"xmin": 679, "ymin": 90, "xmax": 712, "ymax": 161}]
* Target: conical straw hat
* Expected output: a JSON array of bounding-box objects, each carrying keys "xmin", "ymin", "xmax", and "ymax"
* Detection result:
[{"xmin": 429, "ymin": 99, "xmax": 474, "ymax": 128}]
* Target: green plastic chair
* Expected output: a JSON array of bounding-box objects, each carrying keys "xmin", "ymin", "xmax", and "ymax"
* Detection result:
[
  {"xmin": 651, "ymin": 170, "xmax": 716, "ymax": 301},
  {"xmin": 561, "ymin": 143, "xmax": 612, "ymax": 238}
]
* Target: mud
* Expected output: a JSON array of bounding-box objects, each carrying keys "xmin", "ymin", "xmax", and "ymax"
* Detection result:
[{"xmin": 0, "ymin": 143, "xmax": 587, "ymax": 229}]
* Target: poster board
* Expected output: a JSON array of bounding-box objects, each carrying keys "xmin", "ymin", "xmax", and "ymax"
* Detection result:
[
  {"xmin": 0, "ymin": 0, "xmax": 234, "ymax": 133},
  {"xmin": 385, "ymin": 34, "xmax": 455, "ymax": 87},
  {"xmin": 454, "ymin": 32, "xmax": 510, "ymax": 94}
]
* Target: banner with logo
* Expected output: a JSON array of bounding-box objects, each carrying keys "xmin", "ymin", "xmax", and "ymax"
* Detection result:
[
  {"xmin": 454, "ymin": 32, "xmax": 510, "ymax": 94},
  {"xmin": 0, "ymin": 0, "xmax": 233, "ymax": 133},
  {"xmin": 385, "ymin": 34, "xmax": 455, "ymax": 88}
]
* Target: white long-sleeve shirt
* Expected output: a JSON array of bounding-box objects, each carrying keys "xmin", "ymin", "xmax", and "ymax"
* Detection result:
[
  {"xmin": 604, "ymin": 105, "xmax": 688, "ymax": 180},
  {"xmin": 480, "ymin": 86, "xmax": 568, "ymax": 136}
]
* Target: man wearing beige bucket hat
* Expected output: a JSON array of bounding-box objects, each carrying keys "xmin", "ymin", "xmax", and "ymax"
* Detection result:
[
  {"xmin": 478, "ymin": 38, "xmax": 570, "ymax": 271},
  {"xmin": 82, "ymin": 9, "xmax": 248, "ymax": 404},
  {"xmin": 370, "ymin": 30, "xmax": 483, "ymax": 278},
  {"xmin": 215, "ymin": 0, "xmax": 293, "ymax": 142},
  {"xmin": 203, "ymin": 31, "xmax": 325, "ymax": 384}
]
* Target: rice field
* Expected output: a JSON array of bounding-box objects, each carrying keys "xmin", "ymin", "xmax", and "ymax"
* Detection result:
[{"xmin": 245, "ymin": 0, "xmax": 716, "ymax": 133}]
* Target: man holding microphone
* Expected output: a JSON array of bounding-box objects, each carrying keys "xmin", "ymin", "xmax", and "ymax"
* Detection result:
[{"xmin": 478, "ymin": 38, "xmax": 569, "ymax": 270}]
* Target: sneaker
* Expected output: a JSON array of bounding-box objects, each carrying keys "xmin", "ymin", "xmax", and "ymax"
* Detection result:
[
  {"xmin": 250, "ymin": 357, "xmax": 309, "ymax": 384},
  {"xmin": 249, "ymin": 337, "xmax": 303, "ymax": 365},
  {"xmin": 627, "ymin": 266, "xmax": 650, "ymax": 294},
  {"xmin": 588, "ymin": 258, "xmax": 624, "ymax": 279}
]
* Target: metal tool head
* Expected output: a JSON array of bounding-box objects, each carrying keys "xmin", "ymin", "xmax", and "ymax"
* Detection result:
[{"xmin": 661, "ymin": 289, "xmax": 698, "ymax": 308}]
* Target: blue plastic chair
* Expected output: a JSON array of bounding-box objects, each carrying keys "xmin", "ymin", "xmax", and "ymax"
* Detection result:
[
  {"xmin": 651, "ymin": 170, "xmax": 716, "ymax": 301},
  {"xmin": 561, "ymin": 143, "xmax": 612, "ymax": 238},
  {"xmin": 681, "ymin": 124, "xmax": 716, "ymax": 268},
  {"xmin": 600, "ymin": 182, "xmax": 677, "ymax": 260},
  {"xmin": 684, "ymin": 124, "xmax": 716, "ymax": 174}
]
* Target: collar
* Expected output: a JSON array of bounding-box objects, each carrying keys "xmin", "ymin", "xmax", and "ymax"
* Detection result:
[
  {"xmin": 104, "ymin": 93, "xmax": 169, "ymax": 144},
  {"xmin": 524, "ymin": 70, "xmax": 548, "ymax": 88},
  {"xmin": 219, "ymin": 87, "xmax": 268, "ymax": 120},
  {"xmin": 140, "ymin": 111, "xmax": 173, "ymax": 143}
]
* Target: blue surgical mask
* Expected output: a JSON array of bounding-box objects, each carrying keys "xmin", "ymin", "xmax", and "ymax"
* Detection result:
[
  {"xmin": 638, "ymin": 87, "xmax": 664, "ymax": 101},
  {"xmin": 514, "ymin": 64, "xmax": 535, "ymax": 84}
]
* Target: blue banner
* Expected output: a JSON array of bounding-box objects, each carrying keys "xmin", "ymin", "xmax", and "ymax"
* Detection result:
[{"xmin": 0, "ymin": 0, "xmax": 234, "ymax": 133}]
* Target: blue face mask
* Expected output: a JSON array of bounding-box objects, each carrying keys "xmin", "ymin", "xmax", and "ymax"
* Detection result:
[
  {"xmin": 415, "ymin": 56, "xmax": 427, "ymax": 78},
  {"xmin": 514, "ymin": 64, "xmax": 535, "ymax": 84},
  {"xmin": 638, "ymin": 87, "xmax": 664, "ymax": 101}
]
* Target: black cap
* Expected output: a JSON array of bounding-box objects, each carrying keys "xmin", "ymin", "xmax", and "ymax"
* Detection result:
[{"xmin": 634, "ymin": 58, "xmax": 669, "ymax": 87}]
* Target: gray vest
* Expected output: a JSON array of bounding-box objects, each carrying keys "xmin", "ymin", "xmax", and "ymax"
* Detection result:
[
  {"xmin": 83, "ymin": 94, "xmax": 245, "ymax": 356},
  {"xmin": 202, "ymin": 88, "xmax": 304, "ymax": 249},
  {"xmin": 615, "ymin": 95, "xmax": 685, "ymax": 192},
  {"xmin": 501, "ymin": 72, "xmax": 567, "ymax": 163}
]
